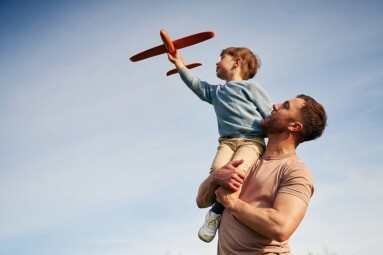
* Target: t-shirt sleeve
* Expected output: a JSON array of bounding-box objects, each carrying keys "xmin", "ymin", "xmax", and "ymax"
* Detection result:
[{"xmin": 278, "ymin": 162, "xmax": 314, "ymax": 205}]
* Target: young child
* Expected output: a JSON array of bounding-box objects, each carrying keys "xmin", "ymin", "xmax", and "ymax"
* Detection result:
[{"xmin": 168, "ymin": 47, "xmax": 273, "ymax": 242}]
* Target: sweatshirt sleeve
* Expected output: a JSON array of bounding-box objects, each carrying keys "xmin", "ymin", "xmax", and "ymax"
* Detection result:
[
  {"xmin": 250, "ymin": 82, "xmax": 273, "ymax": 119},
  {"xmin": 178, "ymin": 67, "xmax": 213, "ymax": 104}
]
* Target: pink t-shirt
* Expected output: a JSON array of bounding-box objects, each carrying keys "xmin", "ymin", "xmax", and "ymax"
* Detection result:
[{"xmin": 218, "ymin": 153, "xmax": 314, "ymax": 255}]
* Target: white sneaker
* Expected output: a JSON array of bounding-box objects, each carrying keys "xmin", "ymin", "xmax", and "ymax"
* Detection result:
[{"xmin": 198, "ymin": 211, "xmax": 221, "ymax": 243}]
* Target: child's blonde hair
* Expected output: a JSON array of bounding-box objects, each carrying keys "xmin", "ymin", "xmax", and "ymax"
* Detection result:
[{"xmin": 220, "ymin": 47, "xmax": 261, "ymax": 80}]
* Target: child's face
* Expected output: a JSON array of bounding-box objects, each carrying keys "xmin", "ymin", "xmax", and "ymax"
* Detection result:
[{"xmin": 216, "ymin": 54, "xmax": 236, "ymax": 81}]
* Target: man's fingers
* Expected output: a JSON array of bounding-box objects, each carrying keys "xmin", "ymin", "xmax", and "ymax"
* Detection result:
[
  {"xmin": 233, "ymin": 170, "xmax": 246, "ymax": 182},
  {"xmin": 229, "ymin": 179, "xmax": 243, "ymax": 191},
  {"xmin": 230, "ymin": 159, "xmax": 244, "ymax": 168},
  {"xmin": 238, "ymin": 170, "xmax": 246, "ymax": 179}
]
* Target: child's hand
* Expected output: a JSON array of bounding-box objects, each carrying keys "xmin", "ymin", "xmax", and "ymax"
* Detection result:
[{"xmin": 167, "ymin": 51, "xmax": 185, "ymax": 70}]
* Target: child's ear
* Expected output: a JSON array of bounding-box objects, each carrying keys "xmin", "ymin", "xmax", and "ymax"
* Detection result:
[{"xmin": 234, "ymin": 58, "xmax": 241, "ymax": 68}]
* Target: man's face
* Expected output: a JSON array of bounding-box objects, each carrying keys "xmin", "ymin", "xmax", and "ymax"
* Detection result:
[{"xmin": 261, "ymin": 98, "xmax": 305, "ymax": 135}]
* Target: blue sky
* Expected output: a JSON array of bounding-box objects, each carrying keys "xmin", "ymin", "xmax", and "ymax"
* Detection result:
[{"xmin": 0, "ymin": 1, "xmax": 382, "ymax": 254}]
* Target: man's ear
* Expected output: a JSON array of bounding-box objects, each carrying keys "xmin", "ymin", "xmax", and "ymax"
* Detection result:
[{"xmin": 288, "ymin": 121, "xmax": 303, "ymax": 132}]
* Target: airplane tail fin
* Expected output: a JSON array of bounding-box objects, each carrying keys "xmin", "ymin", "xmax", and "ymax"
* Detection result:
[{"xmin": 166, "ymin": 63, "xmax": 202, "ymax": 76}]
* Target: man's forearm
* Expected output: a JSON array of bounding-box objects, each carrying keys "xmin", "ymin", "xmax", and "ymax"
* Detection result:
[
  {"xmin": 196, "ymin": 176, "xmax": 217, "ymax": 208},
  {"xmin": 228, "ymin": 200, "xmax": 286, "ymax": 241}
]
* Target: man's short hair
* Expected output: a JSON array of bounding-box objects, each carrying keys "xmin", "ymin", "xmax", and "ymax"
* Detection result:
[{"xmin": 296, "ymin": 94, "xmax": 327, "ymax": 143}]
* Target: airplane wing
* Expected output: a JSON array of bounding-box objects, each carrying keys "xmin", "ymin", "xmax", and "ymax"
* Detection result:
[
  {"xmin": 172, "ymin": 31, "xmax": 214, "ymax": 50},
  {"xmin": 130, "ymin": 44, "xmax": 167, "ymax": 62},
  {"xmin": 130, "ymin": 31, "xmax": 214, "ymax": 62}
]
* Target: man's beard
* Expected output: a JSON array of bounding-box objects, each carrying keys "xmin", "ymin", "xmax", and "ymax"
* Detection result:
[{"xmin": 261, "ymin": 116, "xmax": 290, "ymax": 134}]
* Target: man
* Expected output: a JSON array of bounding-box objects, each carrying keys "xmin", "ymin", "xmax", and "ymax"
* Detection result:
[{"xmin": 196, "ymin": 94, "xmax": 327, "ymax": 254}]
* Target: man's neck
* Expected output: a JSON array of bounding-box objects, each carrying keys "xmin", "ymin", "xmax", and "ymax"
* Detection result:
[{"xmin": 263, "ymin": 135, "xmax": 297, "ymax": 157}]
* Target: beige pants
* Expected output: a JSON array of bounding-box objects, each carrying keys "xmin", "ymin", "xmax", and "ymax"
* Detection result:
[{"xmin": 210, "ymin": 137, "xmax": 265, "ymax": 174}]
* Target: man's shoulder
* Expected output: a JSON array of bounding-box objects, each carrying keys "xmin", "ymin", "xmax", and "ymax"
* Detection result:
[
  {"xmin": 282, "ymin": 155, "xmax": 310, "ymax": 172},
  {"xmin": 261, "ymin": 154, "xmax": 311, "ymax": 175}
]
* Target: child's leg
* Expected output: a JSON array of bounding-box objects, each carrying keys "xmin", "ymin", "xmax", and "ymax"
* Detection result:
[
  {"xmin": 232, "ymin": 138, "xmax": 265, "ymax": 174},
  {"xmin": 209, "ymin": 139, "xmax": 264, "ymax": 218},
  {"xmin": 209, "ymin": 138, "xmax": 236, "ymax": 173},
  {"xmin": 209, "ymin": 139, "xmax": 235, "ymax": 215},
  {"xmin": 199, "ymin": 139, "xmax": 235, "ymax": 242},
  {"xmin": 210, "ymin": 200, "xmax": 225, "ymax": 214}
]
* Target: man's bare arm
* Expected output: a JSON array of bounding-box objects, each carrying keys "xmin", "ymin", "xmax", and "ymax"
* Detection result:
[
  {"xmin": 217, "ymin": 190, "xmax": 308, "ymax": 242},
  {"xmin": 196, "ymin": 176, "xmax": 217, "ymax": 208}
]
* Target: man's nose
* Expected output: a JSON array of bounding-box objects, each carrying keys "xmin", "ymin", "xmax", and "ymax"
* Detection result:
[{"xmin": 273, "ymin": 104, "xmax": 279, "ymax": 110}]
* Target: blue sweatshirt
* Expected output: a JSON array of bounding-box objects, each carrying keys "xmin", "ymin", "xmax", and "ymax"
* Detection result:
[{"xmin": 179, "ymin": 67, "xmax": 273, "ymax": 138}]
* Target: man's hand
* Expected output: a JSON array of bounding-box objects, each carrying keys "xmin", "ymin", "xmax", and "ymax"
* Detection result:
[
  {"xmin": 213, "ymin": 160, "xmax": 245, "ymax": 209},
  {"xmin": 215, "ymin": 185, "xmax": 241, "ymax": 210},
  {"xmin": 196, "ymin": 159, "xmax": 246, "ymax": 208},
  {"xmin": 211, "ymin": 159, "xmax": 246, "ymax": 191}
]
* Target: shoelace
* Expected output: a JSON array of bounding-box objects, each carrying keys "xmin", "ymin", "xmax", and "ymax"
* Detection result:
[{"xmin": 207, "ymin": 215, "xmax": 221, "ymax": 228}]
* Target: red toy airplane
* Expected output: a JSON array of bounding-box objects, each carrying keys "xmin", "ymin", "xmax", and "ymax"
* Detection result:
[{"xmin": 130, "ymin": 29, "xmax": 215, "ymax": 76}]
